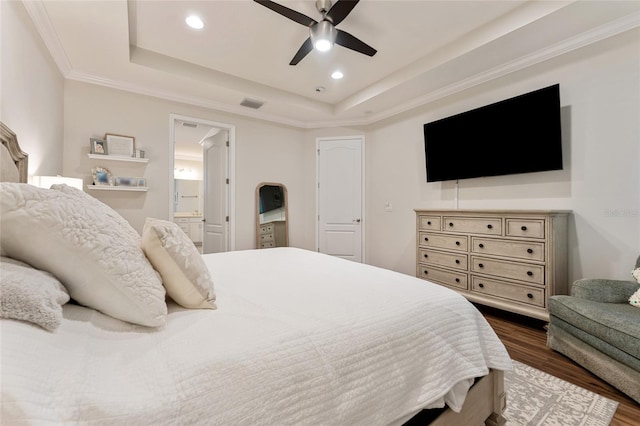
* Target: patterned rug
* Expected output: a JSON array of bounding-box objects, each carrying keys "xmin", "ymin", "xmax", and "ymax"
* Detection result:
[{"xmin": 504, "ymin": 360, "xmax": 618, "ymax": 426}]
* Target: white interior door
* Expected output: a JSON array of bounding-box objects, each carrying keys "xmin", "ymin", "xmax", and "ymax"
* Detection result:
[
  {"xmin": 203, "ymin": 130, "xmax": 229, "ymax": 254},
  {"xmin": 317, "ymin": 137, "xmax": 364, "ymax": 262}
]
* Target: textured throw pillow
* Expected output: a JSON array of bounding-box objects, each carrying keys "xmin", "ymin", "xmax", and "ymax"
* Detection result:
[
  {"xmin": 0, "ymin": 257, "xmax": 70, "ymax": 331},
  {"xmin": 630, "ymin": 268, "xmax": 640, "ymax": 308},
  {"xmin": 0, "ymin": 183, "xmax": 167, "ymax": 327},
  {"xmin": 141, "ymin": 217, "xmax": 216, "ymax": 309}
]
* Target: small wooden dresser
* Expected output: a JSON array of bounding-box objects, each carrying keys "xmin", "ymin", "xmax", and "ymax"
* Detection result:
[
  {"xmin": 259, "ymin": 220, "xmax": 287, "ymax": 248},
  {"xmin": 415, "ymin": 209, "xmax": 570, "ymax": 320}
]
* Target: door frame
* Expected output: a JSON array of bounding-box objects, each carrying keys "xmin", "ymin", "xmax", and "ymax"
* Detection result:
[
  {"xmin": 315, "ymin": 135, "xmax": 365, "ymax": 262},
  {"xmin": 169, "ymin": 113, "xmax": 236, "ymax": 251}
]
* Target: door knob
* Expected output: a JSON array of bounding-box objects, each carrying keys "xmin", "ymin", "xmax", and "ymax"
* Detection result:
[{"xmin": 354, "ymin": 218, "xmax": 361, "ymax": 223}]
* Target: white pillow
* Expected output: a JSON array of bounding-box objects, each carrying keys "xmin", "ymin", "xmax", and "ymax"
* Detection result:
[
  {"xmin": 0, "ymin": 257, "xmax": 70, "ymax": 331},
  {"xmin": 630, "ymin": 267, "xmax": 640, "ymax": 308},
  {"xmin": 0, "ymin": 183, "xmax": 167, "ymax": 327},
  {"xmin": 141, "ymin": 218, "xmax": 216, "ymax": 309}
]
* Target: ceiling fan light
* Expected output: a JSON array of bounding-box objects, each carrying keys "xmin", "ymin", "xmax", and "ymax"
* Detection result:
[{"xmin": 310, "ymin": 20, "xmax": 337, "ymax": 52}]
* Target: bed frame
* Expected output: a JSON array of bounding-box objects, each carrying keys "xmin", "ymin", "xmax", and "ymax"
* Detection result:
[
  {"xmin": 0, "ymin": 121, "xmax": 506, "ymax": 425},
  {"xmin": 1, "ymin": 121, "xmax": 28, "ymax": 183}
]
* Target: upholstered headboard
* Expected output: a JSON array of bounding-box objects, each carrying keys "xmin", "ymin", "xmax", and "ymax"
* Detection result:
[{"xmin": 0, "ymin": 122, "xmax": 28, "ymax": 183}]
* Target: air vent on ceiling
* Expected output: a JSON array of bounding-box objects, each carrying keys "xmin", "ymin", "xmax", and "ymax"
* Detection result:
[
  {"xmin": 240, "ymin": 98, "xmax": 265, "ymax": 109},
  {"xmin": 182, "ymin": 122, "xmax": 198, "ymax": 128}
]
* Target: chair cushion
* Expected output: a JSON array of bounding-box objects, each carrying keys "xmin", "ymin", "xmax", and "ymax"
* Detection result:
[{"xmin": 549, "ymin": 295, "xmax": 640, "ymax": 360}]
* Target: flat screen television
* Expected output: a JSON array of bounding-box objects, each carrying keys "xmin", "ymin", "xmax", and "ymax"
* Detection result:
[{"xmin": 423, "ymin": 84, "xmax": 562, "ymax": 182}]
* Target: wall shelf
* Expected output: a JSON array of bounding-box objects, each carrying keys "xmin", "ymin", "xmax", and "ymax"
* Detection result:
[
  {"xmin": 87, "ymin": 185, "xmax": 148, "ymax": 192},
  {"xmin": 88, "ymin": 154, "xmax": 149, "ymax": 163}
]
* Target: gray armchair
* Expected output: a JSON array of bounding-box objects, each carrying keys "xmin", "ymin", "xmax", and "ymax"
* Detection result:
[{"xmin": 547, "ymin": 256, "xmax": 640, "ymax": 403}]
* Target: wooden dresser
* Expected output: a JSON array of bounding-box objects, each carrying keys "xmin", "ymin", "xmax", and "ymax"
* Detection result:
[
  {"xmin": 415, "ymin": 209, "xmax": 570, "ymax": 320},
  {"xmin": 259, "ymin": 220, "xmax": 287, "ymax": 248}
]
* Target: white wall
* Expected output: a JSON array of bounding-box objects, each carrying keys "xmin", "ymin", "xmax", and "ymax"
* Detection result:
[
  {"xmin": 62, "ymin": 81, "xmax": 312, "ymax": 250},
  {"xmin": 365, "ymin": 29, "xmax": 640, "ymax": 282},
  {"xmin": 0, "ymin": 0, "xmax": 63, "ymax": 175}
]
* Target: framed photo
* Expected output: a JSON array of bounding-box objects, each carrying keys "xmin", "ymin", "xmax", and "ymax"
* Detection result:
[
  {"xmin": 90, "ymin": 138, "xmax": 107, "ymax": 155},
  {"xmin": 136, "ymin": 177, "xmax": 147, "ymax": 187},
  {"xmin": 91, "ymin": 167, "xmax": 113, "ymax": 186},
  {"xmin": 104, "ymin": 134, "xmax": 135, "ymax": 157},
  {"xmin": 115, "ymin": 176, "xmax": 137, "ymax": 187}
]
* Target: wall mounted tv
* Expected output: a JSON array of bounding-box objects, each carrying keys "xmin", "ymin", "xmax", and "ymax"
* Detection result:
[{"xmin": 423, "ymin": 84, "xmax": 562, "ymax": 182}]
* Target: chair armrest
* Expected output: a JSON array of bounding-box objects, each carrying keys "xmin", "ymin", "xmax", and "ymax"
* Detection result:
[{"xmin": 571, "ymin": 278, "xmax": 639, "ymax": 303}]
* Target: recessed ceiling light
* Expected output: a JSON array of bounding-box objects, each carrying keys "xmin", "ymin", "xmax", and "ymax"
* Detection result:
[
  {"xmin": 186, "ymin": 15, "xmax": 204, "ymax": 30},
  {"xmin": 331, "ymin": 71, "xmax": 344, "ymax": 80}
]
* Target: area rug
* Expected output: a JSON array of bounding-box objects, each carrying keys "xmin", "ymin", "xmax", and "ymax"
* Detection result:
[{"xmin": 504, "ymin": 360, "xmax": 618, "ymax": 426}]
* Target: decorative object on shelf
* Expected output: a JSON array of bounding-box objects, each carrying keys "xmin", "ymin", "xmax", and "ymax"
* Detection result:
[
  {"xmin": 135, "ymin": 149, "xmax": 145, "ymax": 159},
  {"xmin": 30, "ymin": 175, "xmax": 83, "ymax": 191},
  {"xmin": 115, "ymin": 176, "xmax": 137, "ymax": 187},
  {"xmin": 90, "ymin": 138, "xmax": 107, "ymax": 155},
  {"xmin": 91, "ymin": 167, "xmax": 113, "ymax": 186},
  {"xmin": 104, "ymin": 134, "xmax": 135, "ymax": 158},
  {"xmin": 136, "ymin": 177, "xmax": 147, "ymax": 187}
]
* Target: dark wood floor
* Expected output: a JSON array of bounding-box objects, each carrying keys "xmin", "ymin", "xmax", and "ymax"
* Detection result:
[{"xmin": 478, "ymin": 305, "xmax": 639, "ymax": 426}]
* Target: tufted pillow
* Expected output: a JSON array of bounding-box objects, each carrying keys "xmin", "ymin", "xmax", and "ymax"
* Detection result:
[
  {"xmin": 141, "ymin": 218, "xmax": 216, "ymax": 309},
  {"xmin": 0, "ymin": 183, "xmax": 167, "ymax": 326},
  {"xmin": 630, "ymin": 268, "xmax": 640, "ymax": 308},
  {"xmin": 0, "ymin": 257, "xmax": 70, "ymax": 331}
]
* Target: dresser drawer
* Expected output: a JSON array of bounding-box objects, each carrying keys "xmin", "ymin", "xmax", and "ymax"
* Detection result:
[
  {"xmin": 260, "ymin": 223, "xmax": 274, "ymax": 235},
  {"xmin": 418, "ymin": 215, "xmax": 441, "ymax": 231},
  {"xmin": 260, "ymin": 233, "xmax": 274, "ymax": 243},
  {"xmin": 471, "ymin": 276, "xmax": 545, "ymax": 307},
  {"xmin": 443, "ymin": 217, "xmax": 502, "ymax": 235},
  {"xmin": 175, "ymin": 218, "xmax": 190, "ymax": 224},
  {"xmin": 418, "ymin": 264, "xmax": 468, "ymax": 290},
  {"xmin": 471, "ymin": 238, "xmax": 544, "ymax": 262},
  {"xmin": 261, "ymin": 241, "xmax": 275, "ymax": 248},
  {"xmin": 419, "ymin": 249, "xmax": 467, "ymax": 271},
  {"xmin": 419, "ymin": 232, "xmax": 468, "ymax": 251},
  {"xmin": 471, "ymin": 256, "xmax": 544, "ymax": 285},
  {"xmin": 506, "ymin": 219, "xmax": 545, "ymax": 239}
]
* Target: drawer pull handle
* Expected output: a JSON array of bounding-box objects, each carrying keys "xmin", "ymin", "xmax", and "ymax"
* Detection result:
[
  {"xmin": 478, "ymin": 243, "xmax": 484, "ymax": 248},
  {"xmin": 455, "ymin": 259, "xmax": 460, "ymax": 264},
  {"xmin": 423, "ymin": 254, "xmax": 428, "ymax": 258},
  {"xmin": 424, "ymin": 237, "xmax": 429, "ymax": 242},
  {"xmin": 521, "ymin": 226, "xmax": 528, "ymax": 231},
  {"xmin": 449, "ymin": 222, "xmax": 454, "ymax": 227},
  {"xmin": 527, "ymin": 293, "xmax": 533, "ymax": 299},
  {"xmin": 478, "ymin": 263, "xmax": 484, "ymax": 268},
  {"xmin": 427, "ymin": 221, "xmax": 431, "ymax": 225},
  {"xmin": 487, "ymin": 224, "xmax": 493, "ymax": 229},
  {"xmin": 455, "ymin": 278, "xmax": 460, "ymax": 283},
  {"xmin": 455, "ymin": 241, "xmax": 461, "ymax": 246},
  {"xmin": 527, "ymin": 271, "xmax": 533, "ymax": 276},
  {"xmin": 527, "ymin": 248, "xmax": 533, "ymax": 254},
  {"xmin": 423, "ymin": 270, "xmax": 428, "ymax": 275},
  {"xmin": 478, "ymin": 283, "xmax": 485, "ymax": 288}
]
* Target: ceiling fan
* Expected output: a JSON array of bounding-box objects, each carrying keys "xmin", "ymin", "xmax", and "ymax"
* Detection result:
[{"xmin": 254, "ymin": 0, "xmax": 377, "ymax": 65}]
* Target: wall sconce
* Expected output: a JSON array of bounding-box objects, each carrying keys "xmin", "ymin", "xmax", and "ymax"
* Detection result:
[{"xmin": 29, "ymin": 175, "xmax": 84, "ymax": 191}]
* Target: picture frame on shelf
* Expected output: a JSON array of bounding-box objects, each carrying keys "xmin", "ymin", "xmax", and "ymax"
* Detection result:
[
  {"xmin": 136, "ymin": 177, "xmax": 147, "ymax": 187},
  {"xmin": 90, "ymin": 138, "xmax": 107, "ymax": 155},
  {"xmin": 91, "ymin": 167, "xmax": 113, "ymax": 186},
  {"xmin": 115, "ymin": 176, "xmax": 137, "ymax": 187},
  {"xmin": 104, "ymin": 134, "xmax": 135, "ymax": 158}
]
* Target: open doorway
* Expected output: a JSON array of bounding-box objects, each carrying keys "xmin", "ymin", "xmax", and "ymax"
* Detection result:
[{"xmin": 169, "ymin": 114, "xmax": 236, "ymax": 253}]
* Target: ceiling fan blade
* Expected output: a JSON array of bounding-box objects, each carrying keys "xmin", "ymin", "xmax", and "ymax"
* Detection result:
[
  {"xmin": 253, "ymin": 0, "xmax": 317, "ymax": 27},
  {"xmin": 336, "ymin": 29, "xmax": 377, "ymax": 57},
  {"xmin": 290, "ymin": 38, "xmax": 314, "ymax": 66},
  {"xmin": 326, "ymin": 0, "xmax": 359, "ymax": 26}
]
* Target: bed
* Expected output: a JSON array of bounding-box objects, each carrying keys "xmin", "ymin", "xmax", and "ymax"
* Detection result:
[{"xmin": 0, "ymin": 122, "xmax": 511, "ymax": 425}]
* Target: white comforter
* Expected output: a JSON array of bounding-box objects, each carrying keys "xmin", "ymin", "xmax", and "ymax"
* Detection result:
[{"xmin": 1, "ymin": 248, "xmax": 511, "ymax": 425}]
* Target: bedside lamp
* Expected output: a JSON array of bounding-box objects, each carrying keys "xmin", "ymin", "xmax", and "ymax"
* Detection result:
[{"xmin": 29, "ymin": 175, "xmax": 84, "ymax": 191}]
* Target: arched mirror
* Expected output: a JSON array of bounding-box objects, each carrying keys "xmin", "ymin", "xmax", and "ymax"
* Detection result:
[{"xmin": 256, "ymin": 183, "xmax": 289, "ymax": 249}]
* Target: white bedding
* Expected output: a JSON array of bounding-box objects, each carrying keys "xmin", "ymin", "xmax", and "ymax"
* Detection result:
[{"xmin": 1, "ymin": 248, "xmax": 511, "ymax": 425}]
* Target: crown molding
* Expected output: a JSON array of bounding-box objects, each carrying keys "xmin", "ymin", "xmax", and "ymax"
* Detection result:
[
  {"xmin": 21, "ymin": 0, "xmax": 72, "ymax": 76},
  {"xmin": 26, "ymin": 0, "xmax": 639, "ymax": 130}
]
